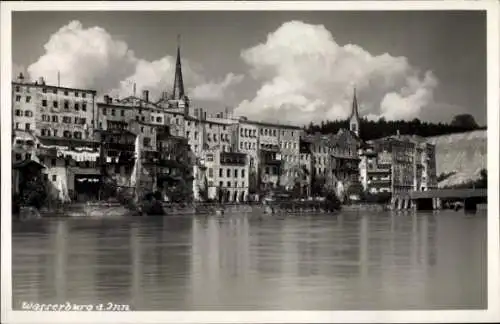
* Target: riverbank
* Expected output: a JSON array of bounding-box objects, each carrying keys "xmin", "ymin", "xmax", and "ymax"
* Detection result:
[{"xmin": 15, "ymin": 200, "xmax": 403, "ymax": 219}]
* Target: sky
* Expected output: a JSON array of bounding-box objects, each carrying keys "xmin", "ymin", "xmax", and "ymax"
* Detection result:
[{"xmin": 12, "ymin": 10, "xmax": 486, "ymax": 126}]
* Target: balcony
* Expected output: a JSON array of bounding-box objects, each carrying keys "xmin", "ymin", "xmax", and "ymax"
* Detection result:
[
  {"xmin": 260, "ymin": 150, "xmax": 282, "ymax": 165},
  {"xmin": 102, "ymin": 142, "xmax": 135, "ymax": 152},
  {"xmin": 260, "ymin": 143, "xmax": 280, "ymax": 152},
  {"xmin": 220, "ymin": 152, "xmax": 247, "ymax": 166}
]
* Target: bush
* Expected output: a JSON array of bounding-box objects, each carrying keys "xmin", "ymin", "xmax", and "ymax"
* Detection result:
[{"xmin": 20, "ymin": 178, "xmax": 47, "ymax": 209}]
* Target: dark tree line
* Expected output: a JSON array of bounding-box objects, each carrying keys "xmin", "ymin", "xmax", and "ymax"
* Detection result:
[{"xmin": 305, "ymin": 114, "xmax": 485, "ymax": 141}]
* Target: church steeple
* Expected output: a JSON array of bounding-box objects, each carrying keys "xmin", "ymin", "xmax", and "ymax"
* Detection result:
[
  {"xmin": 172, "ymin": 34, "xmax": 185, "ymax": 100},
  {"xmin": 349, "ymin": 87, "xmax": 360, "ymax": 136}
]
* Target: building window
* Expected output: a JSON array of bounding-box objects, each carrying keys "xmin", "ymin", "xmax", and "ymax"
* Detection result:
[
  {"xmin": 15, "ymin": 95, "xmax": 21, "ymax": 102},
  {"xmin": 25, "ymin": 123, "xmax": 30, "ymax": 130},
  {"xmin": 219, "ymin": 168, "xmax": 223, "ymax": 177},
  {"xmin": 74, "ymin": 131, "xmax": 83, "ymax": 139},
  {"xmin": 52, "ymin": 175, "xmax": 57, "ymax": 181},
  {"xmin": 64, "ymin": 91, "xmax": 69, "ymax": 96},
  {"xmin": 141, "ymin": 116, "xmax": 145, "ymax": 122},
  {"xmin": 52, "ymin": 115, "xmax": 58, "ymax": 122},
  {"xmin": 15, "ymin": 123, "xmax": 20, "ymax": 129},
  {"xmin": 227, "ymin": 169, "xmax": 231, "ymax": 177},
  {"xmin": 15, "ymin": 85, "xmax": 20, "ymax": 92},
  {"xmin": 143, "ymin": 137, "xmax": 151, "ymax": 147},
  {"xmin": 111, "ymin": 109, "xmax": 115, "ymax": 116},
  {"xmin": 51, "ymin": 159, "xmax": 56, "ymax": 166},
  {"xmin": 74, "ymin": 103, "xmax": 79, "ymax": 111},
  {"xmin": 227, "ymin": 181, "xmax": 231, "ymax": 187},
  {"xmin": 219, "ymin": 181, "xmax": 223, "ymax": 188},
  {"xmin": 156, "ymin": 117, "xmax": 162, "ymax": 123},
  {"xmin": 140, "ymin": 126, "xmax": 144, "ymax": 133},
  {"xmin": 42, "ymin": 99, "xmax": 47, "ymax": 107},
  {"xmin": 135, "ymin": 116, "xmax": 139, "ymax": 121},
  {"xmin": 121, "ymin": 110, "xmax": 125, "ymax": 117},
  {"xmin": 63, "ymin": 130, "xmax": 71, "ymax": 138},
  {"xmin": 26, "ymin": 96, "xmax": 31, "ymax": 103},
  {"xmin": 15, "ymin": 110, "xmax": 21, "ymax": 116},
  {"xmin": 82, "ymin": 93, "xmax": 87, "ymax": 98},
  {"xmin": 15, "ymin": 153, "xmax": 22, "ymax": 160},
  {"xmin": 82, "ymin": 103, "xmax": 87, "ymax": 111},
  {"xmin": 194, "ymin": 131, "xmax": 198, "ymax": 139},
  {"xmin": 102, "ymin": 108, "xmax": 107, "ymax": 115},
  {"xmin": 63, "ymin": 101, "xmax": 69, "ymax": 110},
  {"xmin": 53, "ymin": 130, "xmax": 58, "ymax": 137},
  {"xmin": 242, "ymin": 169, "xmax": 245, "ymax": 178},
  {"xmin": 208, "ymin": 168, "xmax": 213, "ymax": 178},
  {"xmin": 234, "ymin": 169, "xmax": 238, "ymax": 178},
  {"xmin": 53, "ymin": 101, "xmax": 58, "ymax": 108}
]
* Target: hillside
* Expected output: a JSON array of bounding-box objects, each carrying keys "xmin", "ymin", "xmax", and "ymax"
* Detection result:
[{"xmin": 426, "ymin": 130, "xmax": 487, "ymax": 188}]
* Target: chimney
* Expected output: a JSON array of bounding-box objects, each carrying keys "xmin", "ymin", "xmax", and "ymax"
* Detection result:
[
  {"xmin": 142, "ymin": 90, "xmax": 149, "ymax": 103},
  {"xmin": 18, "ymin": 73, "xmax": 25, "ymax": 83},
  {"xmin": 38, "ymin": 77, "xmax": 45, "ymax": 85},
  {"xmin": 104, "ymin": 95, "xmax": 110, "ymax": 104}
]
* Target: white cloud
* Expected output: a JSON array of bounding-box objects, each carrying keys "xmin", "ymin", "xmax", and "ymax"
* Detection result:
[
  {"xmin": 234, "ymin": 20, "xmax": 439, "ymax": 125},
  {"xmin": 26, "ymin": 20, "xmax": 241, "ymax": 102},
  {"xmin": 28, "ymin": 21, "xmax": 137, "ymax": 92},
  {"xmin": 191, "ymin": 73, "xmax": 244, "ymax": 101}
]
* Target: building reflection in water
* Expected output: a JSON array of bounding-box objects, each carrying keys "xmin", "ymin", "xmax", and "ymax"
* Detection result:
[
  {"xmin": 11, "ymin": 210, "xmax": 485, "ymax": 311},
  {"xmin": 190, "ymin": 214, "xmax": 252, "ymax": 309},
  {"xmin": 130, "ymin": 222, "xmax": 142, "ymax": 309},
  {"xmin": 54, "ymin": 221, "xmax": 67, "ymax": 302}
]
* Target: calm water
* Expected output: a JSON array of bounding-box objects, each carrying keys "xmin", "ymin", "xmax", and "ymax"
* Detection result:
[{"xmin": 12, "ymin": 210, "xmax": 487, "ymax": 310}]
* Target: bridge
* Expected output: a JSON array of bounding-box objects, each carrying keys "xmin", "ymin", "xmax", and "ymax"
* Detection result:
[{"xmin": 392, "ymin": 188, "xmax": 487, "ymax": 212}]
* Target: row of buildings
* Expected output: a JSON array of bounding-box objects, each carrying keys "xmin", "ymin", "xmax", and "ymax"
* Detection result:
[{"xmin": 12, "ymin": 41, "xmax": 438, "ymax": 204}]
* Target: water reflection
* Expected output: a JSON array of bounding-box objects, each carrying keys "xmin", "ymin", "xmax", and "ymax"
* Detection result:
[{"xmin": 12, "ymin": 210, "xmax": 486, "ymax": 310}]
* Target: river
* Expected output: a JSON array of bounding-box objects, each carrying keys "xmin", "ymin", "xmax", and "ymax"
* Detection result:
[{"xmin": 12, "ymin": 210, "xmax": 486, "ymax": 310}]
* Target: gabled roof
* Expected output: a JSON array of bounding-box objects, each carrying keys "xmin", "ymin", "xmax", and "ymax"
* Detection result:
[{"xmin": 13, "ymin": 159, "xmax": 46, "ymax": 169}]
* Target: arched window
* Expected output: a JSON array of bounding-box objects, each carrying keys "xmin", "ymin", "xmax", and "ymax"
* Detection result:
[
  {"xmin": 73, "ymin": 131, "xmax": 82, "ymax": 139},
  {"xmin": 63, "ymin": 130, "xmax": 71, "ymax": 138}
]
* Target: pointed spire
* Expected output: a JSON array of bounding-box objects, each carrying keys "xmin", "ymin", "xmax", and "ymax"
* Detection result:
[
  {"xmin": 351, "ymin": 86, "xmax": 359, "ymax": 119},
  {"xmin": 172, "ymin": 34, "xmax": 185, "ymax": 100}
]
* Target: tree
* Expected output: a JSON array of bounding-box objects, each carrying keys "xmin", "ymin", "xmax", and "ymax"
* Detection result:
[
  {"xmin": 311, "ymin": 176, "xmax": 326, "ymax": 197},
  {"xmin": 20, "ymin": 178, "xmax": 47, "ymax": 209},
  {"xmin": 346, "ymin": 181, "xmax": 364, "ymax": 200},
  {"xmin": 248, "ymin": 169, "xmax": 258, "ymax": 194},
  {"xmin": 451, "ymin": 114, "xmax": 479, "ymax": 129},
  {"xmin": 198, "ymin": 176, "xmax": 209, "ymax": 202}
]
